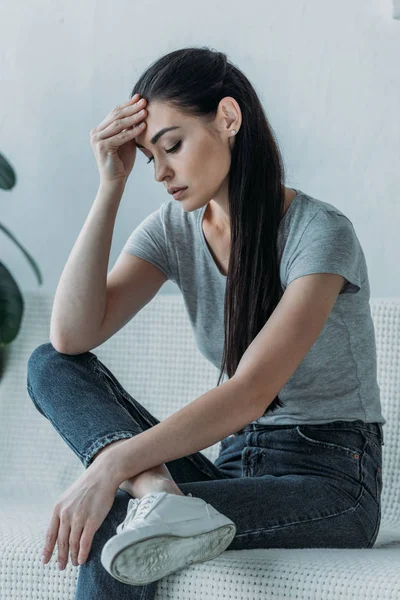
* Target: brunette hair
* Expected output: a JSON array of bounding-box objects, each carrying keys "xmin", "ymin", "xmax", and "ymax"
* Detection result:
[{"xmin": 131, "ymin": 46, "xmax": 287, "ymax": 415}]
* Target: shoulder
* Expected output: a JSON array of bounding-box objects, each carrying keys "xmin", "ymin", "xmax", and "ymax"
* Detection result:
[
  {"xmin": 281, "ymin": 190, "xmax": 359, "ymax": 247},
  {"xmin": 280, "ymin": 191, "xmax": 365, "ymax": 295},
  {"xmin": 287, "ymin": 189, "xmax": 355, "ymax": 227}
]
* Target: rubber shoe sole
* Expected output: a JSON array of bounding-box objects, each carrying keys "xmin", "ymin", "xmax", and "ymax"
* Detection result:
[{"xmin": 101, "ymin": 512, "xmax": 236, "ymax": 585}]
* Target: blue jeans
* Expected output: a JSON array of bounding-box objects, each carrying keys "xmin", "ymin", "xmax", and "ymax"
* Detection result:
[{"xmin": 27, "ymin": 343, "xmax": 384, "ymax": 600}]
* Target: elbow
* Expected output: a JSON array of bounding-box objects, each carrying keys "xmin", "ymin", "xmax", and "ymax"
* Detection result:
[
  {"xmin": 49, "ymin": 337, "xmax": 76, "ymax": 355},
  {"xmin": 49, "ymin": 337, "xmax": 66, "ymax": 354}
]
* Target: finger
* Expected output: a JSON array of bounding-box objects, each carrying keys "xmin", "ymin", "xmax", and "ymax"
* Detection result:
[
  {"xmin": 69, "ymin": 519, "xmax": 85, "ymax": 567},
  {"xmin": 56, "ymin": 512, "xmax": 71, "ymax": 569},
  {"xmin": 93, "ymin": 95, "xmax": 145, "ymax": 136},
  {"xmin": 125, "ymin": 93, "xmax": 139, "ymax": 104},
  {"xmin": 94, "ymin": 106, "xmax": 147, "ymax": 143},
  {"xmin": 94, "ymin": 123, "xmax": 147, "ymax": 152},
  {"xmin": 42, "ymin": 511, "xmax": 60, "ymax": 565},
  {"xmin": 77, "ymin": 521, "xmax": 97, "ymax": 565}
]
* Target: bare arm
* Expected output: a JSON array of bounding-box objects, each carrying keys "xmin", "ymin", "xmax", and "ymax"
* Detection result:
[
  {"xmin": 50, "ymin": 93, "xmax": 149, "ymax": 352},
  {"xmin": 50, "ymin": 181, "xmax": 125, "ymax": 352}
]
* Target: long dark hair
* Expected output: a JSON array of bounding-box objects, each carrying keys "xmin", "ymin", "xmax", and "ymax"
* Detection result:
[{"xmin": 132, "ymin": 46, "xmax": 286, "ymax": 416}]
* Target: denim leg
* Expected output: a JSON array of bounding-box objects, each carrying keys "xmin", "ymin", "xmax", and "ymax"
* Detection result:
[
  {"xmin": 26, "ymin": 343, "xmax": 381, "ymax": 599},
  {"xmin": 26, "ymin": 342, "xmax": 228, "ymax": 479},
  {"xmin": 76, "ymin": 433, "xmax": 381, "ymax": 599},
  {"xmin": 189, "ymin": 425, "xmax": 381, "ymax": 551},
  {"xmin": 27, "ymin": 342, "xmax": 148, "ymax": 469},
  {"xmin": 75, "ymin": 489, "xmax": 159, "ymax": 600},
  {"xmin": 26, "ymin": 342, "xmax": 230, "ymax": 600}
]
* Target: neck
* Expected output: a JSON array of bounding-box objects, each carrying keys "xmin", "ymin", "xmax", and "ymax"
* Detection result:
[{"xmin": 207, "ymin": 187, "xmax": 295, "ymax": 235}]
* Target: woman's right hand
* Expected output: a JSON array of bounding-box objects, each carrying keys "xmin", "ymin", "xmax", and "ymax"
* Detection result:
[{"xmin": 90, "ymin": 94, "xmax": 148, "ymax": 185}]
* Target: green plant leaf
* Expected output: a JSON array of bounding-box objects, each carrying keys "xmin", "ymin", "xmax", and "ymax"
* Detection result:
[
  {"xmin": 0, "ymin": 153, "xmax": 16, "ymax": 190},
  {"xmin": 0, "ymin": 263, "xmax": 24, "ymax": 346},
  {"xmin": 0, "ymin": 223, "xmax": 43, "ymax": 285}
]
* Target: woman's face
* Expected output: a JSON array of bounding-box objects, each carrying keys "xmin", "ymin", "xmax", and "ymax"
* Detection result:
[{"xmin": 135, "ymin": 98, "xmax": 240, "ymax": 213}]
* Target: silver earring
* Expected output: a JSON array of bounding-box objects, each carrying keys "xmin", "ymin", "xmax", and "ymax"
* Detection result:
[{"xmin": 231, "ymin": 130, "xmax": 236, "ymax": 135}]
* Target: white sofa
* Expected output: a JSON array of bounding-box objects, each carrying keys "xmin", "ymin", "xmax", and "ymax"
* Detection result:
[{"xmin": 1, "ymin": 290, "xmax": 399, "ymax": 600}]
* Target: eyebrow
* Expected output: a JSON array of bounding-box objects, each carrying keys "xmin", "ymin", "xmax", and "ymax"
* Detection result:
[{"xmin": 135, "ymin": 126, "xmax": 181, "ymax": 149}]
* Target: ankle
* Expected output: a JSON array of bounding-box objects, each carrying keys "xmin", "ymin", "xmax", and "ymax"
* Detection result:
[
  {"xmin": 136, "ymin": 479, "xmax": 185, "ymax": 498},
  {"xmin": 119, "ymin": 481, "xmax": 135, "ymax": 496}
]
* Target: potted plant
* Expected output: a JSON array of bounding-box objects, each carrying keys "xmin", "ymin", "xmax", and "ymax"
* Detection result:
[{"xmin": 0, "ymin": 151, "xmax": 43, "ymax": 376}]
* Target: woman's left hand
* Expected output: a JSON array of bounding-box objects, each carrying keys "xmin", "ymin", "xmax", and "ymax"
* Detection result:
[{"xmin": 41, "ymin": 456, "xmax": 121, "ymax": 569}]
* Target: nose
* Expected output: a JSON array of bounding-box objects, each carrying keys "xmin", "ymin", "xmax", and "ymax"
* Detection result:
[
  {"xmin": 154, "ymin": 167, "xmax": 172, "ymax": 184},
  {"xmin": 153, "ymin": 158, "xmax": 173, "ymax": 184}
]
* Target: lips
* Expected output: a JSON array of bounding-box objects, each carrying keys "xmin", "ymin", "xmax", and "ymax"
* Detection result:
[{"xmin": 168, "ymin": 186, "xmax": 187, "ymax": 194}]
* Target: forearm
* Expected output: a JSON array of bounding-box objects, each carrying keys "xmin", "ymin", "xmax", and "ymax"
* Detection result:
[
  {"xmin": 50, "ymin": 180, "xmax": 126, "ymax": 353},
  {"xmin": 108, "ymin": 376, "xmax": 265, "ymax": 484}
]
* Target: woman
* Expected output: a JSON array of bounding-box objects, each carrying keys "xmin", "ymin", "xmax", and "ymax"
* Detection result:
[{"xmin": 27, "ymin": 46, "xmax": 385, "ymax": 600}]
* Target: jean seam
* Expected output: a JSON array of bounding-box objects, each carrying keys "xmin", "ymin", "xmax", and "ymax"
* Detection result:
[
  {"xmin": 367, "ymin": 468, "xmax": 381, "ymax": 548},
  {"xmin": 139, "ymin": 582, "xmax": 149, "ymax": 600},
  {"xmin": 245, "ymin": 438, "xmax": 366, "ymax": 503},
  {"xmin": 235, "ymin": 485, "xmax": 367, "ymax": 538},
  {"xmin": 295, "ymin": 426, "xmax": 364, "ymax": 455},
  {"xmin": 367, "ymin": 507, "xmax": 381, "ymax": 548},
  {"xmin": 92, "ymin": 362, "xmax": 121, "ymax": 405},
  {"xmin": 27, "ymin": 384, "xmax": 43, "ymax": 415},
  {"xmin": 92, "ymin": 360, "xmax": 161, "ymax": 430},
  {"xmin": 91, "ymin": 359, "xmax": 225, "ymax": 481},
  {"xmin": 364, "ymin": 440, "xmax": 382, "ymax": 506},
  {"xmin": 365, "ymin": 436, "xmax": 382, "ymax": 455}
]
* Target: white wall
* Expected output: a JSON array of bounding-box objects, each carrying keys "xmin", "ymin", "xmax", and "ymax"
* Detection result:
[{"xmin": 1, "ymin": 0, "xmax": 399, "ymax": 297}]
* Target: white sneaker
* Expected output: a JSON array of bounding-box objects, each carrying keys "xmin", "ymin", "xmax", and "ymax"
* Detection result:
[{"xmin": 100, "ymin": 491, "xmax": 237, "ymax": 585}]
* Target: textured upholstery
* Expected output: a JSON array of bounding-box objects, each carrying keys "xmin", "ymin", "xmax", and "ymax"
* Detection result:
[{"xmin": 0, "ymin": 290, "xmax": 399, "ymax": 599}]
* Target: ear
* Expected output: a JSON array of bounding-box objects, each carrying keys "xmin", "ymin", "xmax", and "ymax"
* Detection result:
[{"xmin": 217, "ymin": 96, "xmax": 242, "ymax": 142}]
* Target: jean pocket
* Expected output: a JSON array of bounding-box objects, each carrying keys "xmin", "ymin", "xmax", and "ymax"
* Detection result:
[
  {"xmin": 294, "ymin": 426, "xmax": 366, "ymax": 457},
  {"xmin": 242, "ymin": 446, "xmax": 265, "ymax": 478},
  {"xmin": 365, "ymin": 433, "xmax": 383, "ymax": 458},
  {"xmin": 293, "ymin": 426, "xmax": 366, "ymax": 492}
]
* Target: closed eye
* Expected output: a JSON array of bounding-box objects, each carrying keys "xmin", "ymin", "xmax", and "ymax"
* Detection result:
[{"xmin": 146, "ymin": 140, "xmax": 182, "ymax": 164}]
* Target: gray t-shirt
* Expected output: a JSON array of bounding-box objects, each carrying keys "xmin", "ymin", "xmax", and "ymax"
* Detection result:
[{"xmin": 122, "ymin": 188, "xmax": 385, "ymax": 426}]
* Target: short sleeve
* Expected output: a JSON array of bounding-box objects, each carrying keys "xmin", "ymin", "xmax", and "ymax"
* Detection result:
[
  {"xmin": 122, "ymin": 203, "xmax": 171, "ymax": 280},
  {"xmin": 285, "ymin": 210, "xmax": 363, "ymax": 295}
]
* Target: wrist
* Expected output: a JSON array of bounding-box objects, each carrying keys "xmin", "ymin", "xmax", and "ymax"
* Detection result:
[
  {"xmin": 92, "ymin": 441, "xmax": 130, "ymax": 486},
  {"xmin": 99, "ymin": 178, "xmax": 127, "ymax": 193}
]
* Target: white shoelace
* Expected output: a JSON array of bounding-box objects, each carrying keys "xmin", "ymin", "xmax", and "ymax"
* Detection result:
[
  {"xmin": 117, "ymin": 492, "xmax": 193, "ymax": 534},
  {"xmin": 117, "ymin": 496, "xmax": 151, "ymax": 533}
]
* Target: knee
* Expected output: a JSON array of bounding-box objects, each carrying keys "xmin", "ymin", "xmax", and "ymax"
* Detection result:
[
  {"xmin": 26, "ymin": 342, "xmax": 95, "ymax": 394},
  {"xmin": 27, "ymin": 342, "xmax": 68, "ymax": 390},
  {"xmin": 27, "ymin": 342, "xmax": 59, "ymax": 380}
]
